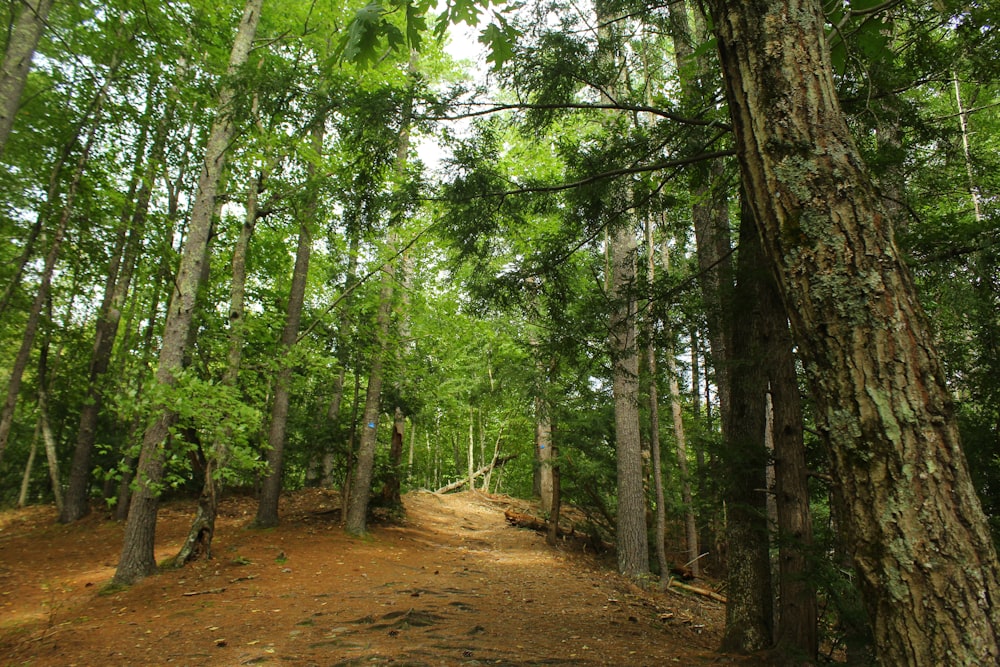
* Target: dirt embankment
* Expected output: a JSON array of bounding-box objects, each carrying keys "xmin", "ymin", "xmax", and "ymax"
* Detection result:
[{"xmin": 0, "ymin": 489, "xmax": 745, "ymax": 666}]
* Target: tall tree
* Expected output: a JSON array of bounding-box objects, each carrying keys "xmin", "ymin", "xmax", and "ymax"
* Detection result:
[
  {"xmin": 0, "ymin": 0, "xmax": 55, "ymax": 155},
  {"xmin": 719, "ymin": 200, "xmax": 773, "ymax": 652},
  {"xmin": 255, "ymin": 122, "xmax": 322, "ymax": 528},
  {"xmin": 703, "ymin": 0, "xmax": 1000, "ymax": 661},
  {"xmin": 595, "ymin": 0, "xmax": 649, "ymax": 582},
  {"xmin": 60, "ymin": 74, "xmax": 170, "ymax": 522},
  {"xmin": 344, "ymin": 66, "xmax": 416, "ymax": 535},
  {"xmin": 113, "ymin": 0, "xmax": 264, "ymax": 586},
  {"xmin": 0, "ymin": 75, "xmax": 109, "ymax": 463}
]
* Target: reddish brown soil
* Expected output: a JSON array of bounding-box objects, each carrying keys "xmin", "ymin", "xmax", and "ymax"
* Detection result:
[{"xmin": 0, "ymin": 489, "xmax": 750, "ymax": 666}]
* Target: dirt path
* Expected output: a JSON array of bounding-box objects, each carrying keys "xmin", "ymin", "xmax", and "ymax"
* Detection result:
[{"xmin": 0, "ymin": 490, "xmax": 747, "ymax": 665}]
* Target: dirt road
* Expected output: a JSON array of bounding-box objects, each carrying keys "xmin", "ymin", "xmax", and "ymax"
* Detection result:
[{"xmin": 0, "ymin": 489, "xmax": 741, "ymax": 665}]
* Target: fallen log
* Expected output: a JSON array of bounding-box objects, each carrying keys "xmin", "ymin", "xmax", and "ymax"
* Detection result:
[
  {"xmin": 434, "ymin": 454, "xmax": 517, "ymax": 494},
  {"xmin": 503, "ymin": 508, "xmax": 576, "ymax": 538},
  {"xmin": 668, "ymin": 579, "xmax": 727, "ymax": 604}
]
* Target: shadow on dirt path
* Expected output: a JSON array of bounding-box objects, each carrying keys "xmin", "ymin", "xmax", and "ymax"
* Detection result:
[{"xmin": 0, "ymin": 489, "xmax": 748, "ymax": 665}]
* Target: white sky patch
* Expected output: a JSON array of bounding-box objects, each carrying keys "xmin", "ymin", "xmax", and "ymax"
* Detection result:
[{"xmin": 415, "ymin": 20, "xmax": 491, "ymax": 173}]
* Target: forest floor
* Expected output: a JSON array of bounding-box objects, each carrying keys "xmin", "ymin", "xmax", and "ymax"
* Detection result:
[{"xmin": 0, "ymin": 489, "xmax": 762, "ymax": 666}]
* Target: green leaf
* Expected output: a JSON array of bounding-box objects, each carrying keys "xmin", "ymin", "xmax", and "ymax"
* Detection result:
[
  {"xmin": 406, "ymin": 2, "xmax": 429, "ymax": 49},
  {"xmin": 340, "ymin": 2, "xmax": 386, "ymax": 66},
  {"xmin": 479, "ymin": 17, "xmax": 519, "ymax": 70},
  {"xmin": 691, "ymin": 36, "xmax": 717, "ymax": 61}
]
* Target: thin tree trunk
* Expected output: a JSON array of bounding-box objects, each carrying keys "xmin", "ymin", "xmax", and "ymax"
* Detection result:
[
  {"xmin": 660, "ymin": 239, "xmax": 700, "ymax": 578},
  {"xmin": 0, "ymin": 0, "xmax": 55, "ymax": 155},
  {"xmin": 0, "ymin": 98, "xmax": 103, "ymax": 462},
  {"xmin": 667, "ymin": 0, "xmax": 734, "ymax": 442},
  {"xmin": 0, "ymin": 138, "xmax": 71, "ymax": 319},
  {"xmin": 255, "ymin": 135, "xmax": 318, "ymax": 527},
  {"xmin": 17, "ymin": 421, "xmax": 40, "ymax": 507},
  {"xmin": 596, "ymin": 0, "xmax": 649, "ymax": 582},
  {"xmin": 344, "ymin": 57, "xmax": 416, "ymax": 534},
  {"xmin": 113, "ymin": 0, "xmax": 263, "ymax": 585},
  {"xmin": 719, "ymin": 203, "xmax": 774, "ymax": 653},
  {"xmin": 175, "ymin": 165, "xmax": 266, "ymax": 562},
  {"xmin": 61, "ymin": 79, "xmax": 169, "ymax": 522},
  {"xmin": 546, "ymin": 442, "xmax": 561, "ymax": 547},
  {"xmin": 467, "ymin": 409, "xmax": 475, "ymax": 490},
  {"xmin": 37, "ymin": 389, "xmax": 62, "ymax": 513},
  {"xmin": 644, "ymin": 217, "xmax": 669, "ymax": 583},
  {"xmin": 378, "ymin": 407, "xmax": 405, "ymax": 507},
  {"xmin": 705, "ymin": 0, "xmax": 1000, "ymax": 660},
  {"xmin": 748, "ymin": 215, "xmax": 818, "ymax": 658}
]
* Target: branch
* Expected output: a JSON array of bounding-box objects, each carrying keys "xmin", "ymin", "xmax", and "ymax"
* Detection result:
[
  {"xmin": 420, "ymin": 102, "xmax": 730, "ymax": 130},
  {"xmin": 435, "ymin": 149, "xmax": 735, "ymax": 202},
  {"xmin": 296, "ymin": 221, "xmax": 436, "ymax": 343},
  {"xmin": 434, "ymin": 454, "xmax": 517, "ymax": 494}
]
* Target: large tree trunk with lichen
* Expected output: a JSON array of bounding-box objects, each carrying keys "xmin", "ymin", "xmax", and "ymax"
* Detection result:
[
  {"xmin": 704, "ymin": 0, "xmax": 1000, "ymax": 662},
  {"xmin": 112, "ymin": 0, "xmax": 263, "ymax": 586}
]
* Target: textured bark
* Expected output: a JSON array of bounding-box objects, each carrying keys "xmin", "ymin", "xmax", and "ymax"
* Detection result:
[
  {"xmin": 719, "ymin": 206, "xmax": 773, "ymax": 653},
  {"xmin": 0, "ymin": 0, "xmax": 54, "ymax": 155},
  {"xmin": 705, "ymin": 0, "xmax": 1000, "ymax": 662},
  {"xmin": 609, "ymin": 225, "xmax": 649, "ymax": 579},
  {"xmin": 535, "ymin": 398, "xmax": 554, "ymax": 511},
  {"xmin": 113, "ymin": 0, "xmax": 263, "ymax": 586}
]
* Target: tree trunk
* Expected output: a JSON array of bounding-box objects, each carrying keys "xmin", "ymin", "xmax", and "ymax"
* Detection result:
[
  {"xmin": 61, "ymin": 81, "xmax": 168, "ymax": 522},
  {"xmin": 175, "ymin": 165, "xmax": 266, "ymax": 560},
  {"xmin": 609, "ymin": 224, "xmax": 649, "ymax": 580},
  {"xmin": 38, "ymin": 385, "xmax": 63, "ymax": 514},
  {"xmin": 344, "ymin": 59, "xmax": 416, "ymax": 534},
  {"xmin": 718, "ymin": 203, "xmax": 774, "ymax": 653},
  {"xmin": 660, "ymin": 240, "xmax": 700, "ymax": 578},
  {"xmin": 0, "ymin": 100, "xmax": 102, "ymax": 462},
  {"xmin": 595, "ymin": 0, "xmax": 649, "ymax": 583},
  {"xmin": 704, "ymin": 0, "xmax": 1000, "ymax": 661},
  {"xmin": 378, "ymin": 407, "xmax": 405, "ymax": 507},
  {"xmin": 0, "ymin": 0, "xmax": 54, "ymax": 155},
  {"xmin": 667, "ymin": 0, "xmax": 734, "ymax": 441},
  {"xmin": 751, "ymin": 214, "xmax": 818, "ymax": 659},
  {"xmin": 113, "ymin": 0, "xmax": 263, "ymax": 586},
  {"xmin": 546, "ymin": 442, "xmax": 561, "ymax": 547},
  {"xmin": 255, "ymin": 133, "xmax": 318, "ymax": 528},
  {"xmin": 17, "ymin": 421, "xmax": 40, "ymax": 507},
  {"xmin": 535, "ymin": 394, "xmax": 554, "ymax": 512},
  {"xmin": 644, "ymin": 217, "xmax": 669, "ymax": 583}
]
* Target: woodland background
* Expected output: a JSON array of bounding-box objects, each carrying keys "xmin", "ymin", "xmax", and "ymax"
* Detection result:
[{"xmin": 1, "ymin": 0, "xmax": 998, "ymax": 663}]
